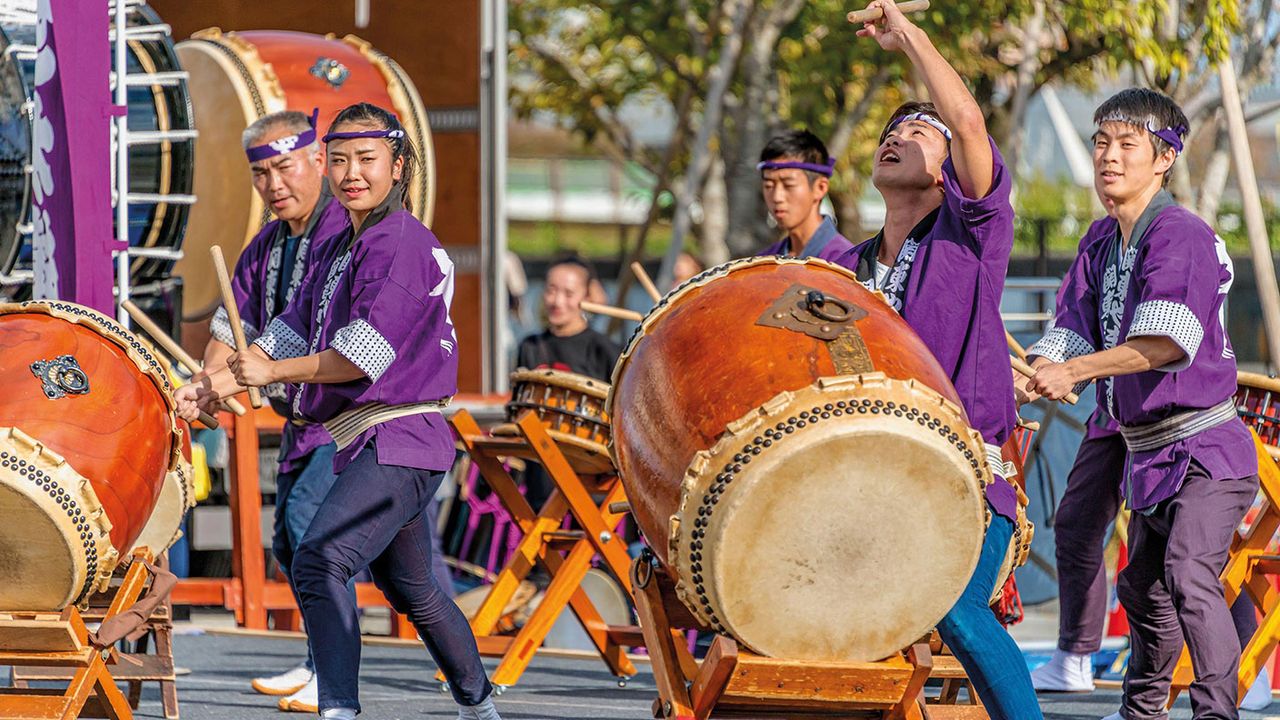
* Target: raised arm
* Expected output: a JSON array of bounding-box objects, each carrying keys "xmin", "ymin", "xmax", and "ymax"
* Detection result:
[{"xmin": 858, "ymin": 0, "xmax": 993, "ymax": 198}]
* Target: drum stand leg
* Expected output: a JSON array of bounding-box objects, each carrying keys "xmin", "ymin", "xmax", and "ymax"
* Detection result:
[
  {"xmin": 1168, "ymin": 430, "xmax": 1280, "ymax": 709},
  {"xmin": 629, "ymin": 553, "xmax": 934, "ymax": 720},
  {"xmin": 447, "ymin": 409, "xmax": 640, "ymax": 688}
]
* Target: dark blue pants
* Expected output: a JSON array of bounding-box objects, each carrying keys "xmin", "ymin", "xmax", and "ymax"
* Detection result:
[
  {"xmin": 291, "ymin": 444, "xmax": 492, "ymax": 712},
  {"xmin": 937, "ymin": 513, "xmax": 1044, "ymax": 720},
  {"xmin": 273, "ymin": 442, "xmax": 342, "ymax": 673}
]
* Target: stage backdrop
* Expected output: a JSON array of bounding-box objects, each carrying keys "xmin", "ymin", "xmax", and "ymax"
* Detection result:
[{"xmin": 154, "ymin": 0, "xmax": 505, "ymax": 392}]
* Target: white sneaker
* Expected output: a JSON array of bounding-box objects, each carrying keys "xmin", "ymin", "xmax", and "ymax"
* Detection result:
[
  {"xmin": 279, "ymin": 675, "xmax": 318, "ymax": 713},
  {"xmin": 1242, "ymin": 667, "xmax": 1274, "ymax": 711},
  {"xmin": 1031, "ymin": 649, "xmax": 1095, "ymax": 692},
  {"xmin": 457, "ymin": 694, "xmax": 503, "ymax": 720},
  {"xmin": 251, "ymin": 663, "xmax": 313, "ymax": 696},
  {"xmin": 1100, "ymin": 713, "xmax": 1122, "ymax": 720},
  {"xmin": 320, "ymin": 709, "xmax": 355, "ymax": 720}
]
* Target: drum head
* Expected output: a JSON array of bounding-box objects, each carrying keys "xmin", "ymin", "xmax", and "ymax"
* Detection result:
[{"xmin": 129, "ymin": 460, "xmax": 194, "ymax": 556}]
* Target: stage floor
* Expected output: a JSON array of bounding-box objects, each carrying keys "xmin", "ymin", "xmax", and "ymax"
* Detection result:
[{"xmin": 14, "ymin": 626, "xmax": 1268, "ymax": 720}]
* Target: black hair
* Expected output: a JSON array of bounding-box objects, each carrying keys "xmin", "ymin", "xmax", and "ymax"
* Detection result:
[
  {"xmin": 759, "ymin": 129, "xmax": 831, "ymax": 184},
  {"xmin": 879, "ymin": 101, "xmax": 947, "ymax": 144},
  {"xmin": 327, "ymin": 102, "xmax": 417, "ymax": 211},
  {"xmin": 1093, "ymin": 88, "xmax": 1188, "ymax": 187},
  {"xmin": 548, "ymin": 254, "xmax": 598, "ymax": 285}
]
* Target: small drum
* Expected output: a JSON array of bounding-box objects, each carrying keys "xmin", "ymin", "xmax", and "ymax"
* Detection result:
[
  {"xmin": 0, "ymin": 3, "xmax": 194, "ymax": 295},
  {"xmin": 610, "ymin": 257, "xmax": 993, "ymax": 662},
  {"xmin": 1236, "ymin": 371, "xmax": 1280, "ymax": 451},
  {"xmin": 172, "ymin": 29, "xmax": 435, "ymax": 320},
  {"xmin": 493, "ymin": 369, "xmax": 613, "ymax": 474},
  {"xmin": 0, "ymin": 301, "xmax": 181, "ymax": 609}
]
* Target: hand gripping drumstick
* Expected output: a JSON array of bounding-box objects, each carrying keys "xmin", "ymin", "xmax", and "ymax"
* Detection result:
[
  {"xmin": 210, "ymin": 246, "xmax": 263, "ymax": 409},
  {"xmin": 847, "ymin": 0, "xmax": 931, "ymax": 24},
  {"xmin": 580, "ymin": 300, "xmax": 644, "ymax": 323},
  {"xmin": 121, "ymin": 300, "xmax": 247, "ymax": 416},
  {"xmin": 1011, "ymin": 354, "xmax": 1079, "ymax": 405},
  {"xmin": 630, "ymin": 262, "xmax": 662, "ymax": 304},
  {"xmin": 119, "ymin": 303, "xmax": 221, "ymax": 429}
]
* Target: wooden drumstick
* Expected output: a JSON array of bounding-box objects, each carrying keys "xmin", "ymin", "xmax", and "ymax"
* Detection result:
[
  {"xmin": 630, "ymin": 262, "xmax": 662, "ymax": 304},
  {"xmin": 1006, "ymin": 329, "xmax": 1029, "ymax": 362},
  {"xmin": 847, "ymin": 0, "xmax": 930, "ymax": 24},
  {"xmin": 1012, "ymin": 355, "xmax": 1079, "ymax": 405},
  {"xmin": 121, "ymin": 300, "xmax": 247, "ymax": 416},
  {"xmin": 581, "ymin": 300, "xmax": 644, "ymax": 323},
  {"xmin": 210, "ymin": 246, "xmax": 262, "ymax": 409}
]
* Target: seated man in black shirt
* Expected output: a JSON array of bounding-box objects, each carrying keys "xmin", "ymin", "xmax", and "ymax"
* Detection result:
[{"xmin": 516, "ymin": 255, "xmax": 621, "ymax": 381}]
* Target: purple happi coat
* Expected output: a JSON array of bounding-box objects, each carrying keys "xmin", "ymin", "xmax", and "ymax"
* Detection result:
[
  {"xmin": 212, "ymin": 194, "xmax": 349, "ymax": 472},
  {"xmin": 756, "ymin": 215, "xmax": 856, "ymax": 262},
  {"xmin": 253, "ymin": 203, "xmax": 459, "ymax": 474},
  {"xmin": 839, "ymin": 139, "xmax": 1018, "ymax": 519},
  {"xmin": 1028, "ymin": 191, "xmax": 1256, "ymax": 510}
]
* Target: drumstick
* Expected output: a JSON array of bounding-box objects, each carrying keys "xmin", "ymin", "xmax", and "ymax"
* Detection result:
[
  {"xmin": 630, "ymin": 262, "xmax": 662, "ymax": 304},
  {"xmin": 847, "ymin": 0, "xmax": 930, "ymax": 24},
  {"xmin": 121, "ymin": 301, "xmax": 247, "ymax": 416},
  {"xmin": 581, "ymin": 300, "xmax": 644, "ymax": 323},
  {"xmin": 210, "ymin": 246, "xmax": 262, "ymax": 409},
  {"xmin": 1012, "ymin": 355, "xmax": 1079, "ymax": 405},
  {"xmin": 1006, "ymin": 330, "xmax": 1029, "ymax": 362}
]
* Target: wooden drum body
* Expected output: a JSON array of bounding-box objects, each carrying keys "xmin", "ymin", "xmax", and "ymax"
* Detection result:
[
  {"xmin": 610, "ymin": 257, "xmax": 994, "ymax": 662},
  {"xmin": 0, "ymin": 301, "xmax": 180, "ymax": 609},
  {"xmin": 173, "ymin": 29, "xmax": 435, "ymax": 319},
  {"xmin": 494, "ymin": 369, "xmax": 613, "ymax": 474}
]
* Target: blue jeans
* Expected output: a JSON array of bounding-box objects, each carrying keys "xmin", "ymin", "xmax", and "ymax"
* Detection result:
[
  {"xmin": 937, "ymin": 513, "xmax": 1043, "ymax": 720},
  {"xmin": 273, "ymin": 441, "xmax": 343, "ymax": 673},
  {"xmin": 291, "ymin": 444, "xmax": 492, "ymax": 712}
]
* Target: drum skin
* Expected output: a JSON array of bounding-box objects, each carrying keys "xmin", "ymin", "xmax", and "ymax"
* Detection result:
[
  {"xmin": 612, "ymin": 257, "xmax": 962, "ymax": 568},
  {"xmin": 0, "ymin": 302, "xmax": 177, "ymax": 561},
  {"xmin": 609, "ymin": 257, "xmax": 993, "ymax": 662},
  {"xmin": 172, "ymin": 29, "xmax": 435, "ymax": 320}
]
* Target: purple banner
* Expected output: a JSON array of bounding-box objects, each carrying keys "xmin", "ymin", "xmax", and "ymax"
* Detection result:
[{"xmin": 32, "ymin": 0, "xmax": 117, "ymax": 312}]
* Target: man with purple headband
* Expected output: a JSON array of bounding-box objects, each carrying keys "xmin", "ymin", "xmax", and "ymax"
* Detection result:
[
  {"xmin": 1025, "ymin": 87, "xmax": 1259, "ymax": 720},
  {"xmin": 755, "ymin": 129, "xmax": 855, "ymax": 262},
  {"xmin": 838, "ymin": 2, "xmax": 1037, "ymax": 717},
  {"xmin": 198, "ymin": 108, "xmax": 349, "ymax": 712}
]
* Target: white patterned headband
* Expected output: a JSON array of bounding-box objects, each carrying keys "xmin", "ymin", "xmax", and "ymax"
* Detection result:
[{"xmin": 888, "ymin": 112, "xmax": 952, "ymax": 141}]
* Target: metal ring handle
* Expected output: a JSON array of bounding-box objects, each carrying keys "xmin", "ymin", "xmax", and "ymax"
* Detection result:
[{"xmin": 804, "ymin": 290, "xmax": 855, "ymax": 323}]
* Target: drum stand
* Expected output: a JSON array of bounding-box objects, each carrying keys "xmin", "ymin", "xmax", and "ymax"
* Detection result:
[
  {"xmin": 1168, "ymin": 430, "xmax": 1280, "ymax": 707},
  {"xmin": 630, "ymin": 551, "xmax": 937, "ymax": 720},
  {"xmin": 450, "ymin": 408, "xmax": 641, "ymax": 688},
  {"xmin": 0, "ymin": 550, "xmax": 159, "ymax": 720},
  {"xmin": 10, "ymin": 554, "xmax": 180, "ymax": 719}
]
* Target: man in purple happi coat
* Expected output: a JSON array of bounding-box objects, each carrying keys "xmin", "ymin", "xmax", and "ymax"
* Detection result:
[
  {"xmin": 754, "ymin": 129, "xmax": 856, "ymax": 262},
  {"xmin": 198, "ymin": 108, "xmax": 348, "ymax": 710},
  {"xmin": 1026, "ymin": 88, "xmax": 1259, "ymax": 720},
  {"xmin": 837, "ymin": 3, "xmax": 1037, "ymax": 718}
]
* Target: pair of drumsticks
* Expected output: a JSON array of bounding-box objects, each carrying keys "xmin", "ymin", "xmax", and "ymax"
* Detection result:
[{"xmin": 121, "ymin": 245, "xmax": 264, "ymax": 430}]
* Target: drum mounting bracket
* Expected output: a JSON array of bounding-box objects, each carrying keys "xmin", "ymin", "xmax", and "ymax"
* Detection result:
[
  {"xmin": 29, "ymin": 355, "xmax": 90, "ymax": 399},
  {"xmin": 755, "ymin": 283, "xmax": 866, "ymax": 341}
]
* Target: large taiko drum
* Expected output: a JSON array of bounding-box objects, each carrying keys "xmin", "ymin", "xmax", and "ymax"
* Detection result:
[
  {"xmin": 172, "ymin": 28, "xmax": 435, "ymax": 320},
  {"xmin": 0, "ymin": 2, "xmax": 195, "ymax": 299},
  {"xmin": 609, "ymin": 257, "xmax": 994, "ymax": 662},
  {"xmin": 0, "ymin": 301, "xmax": 181, "ymax": 609}
]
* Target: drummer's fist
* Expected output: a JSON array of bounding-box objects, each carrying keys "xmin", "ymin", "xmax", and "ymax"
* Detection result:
[
  {"xmin": 174, "ymin": 383, "xmax": 218, "ymax": 423},
  {"xmin": 228, "ymin": 345, "xmax": 277, "ymax": 388},
  {"xmin": 1027, "ymin": 361, "xmax": 1079, "ymax": 402}
]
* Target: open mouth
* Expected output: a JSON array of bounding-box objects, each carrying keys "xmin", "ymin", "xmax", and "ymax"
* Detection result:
[{"xmin": 879, "ymin": 149, "xmax": 900, "ymax": 164}]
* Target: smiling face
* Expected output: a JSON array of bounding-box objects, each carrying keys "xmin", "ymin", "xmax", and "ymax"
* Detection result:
[
  {"xmin": 543, "ymin": 263, "xmax": 590, "ymax": 333},
  {"xmin": 249, "ymin": 126, "xmax": 325, "ymax": 226},
  {"xmin": 871, "ymin": 119, "xmax": 949, "ymax": 193},
  {"xmin": 325, "ymin": 124, "xmax": 404, "ymax": 224},
  {"xmin": 1092, "ymin": 121, "xmax": 1176, "ymax": 211},
  {"xmin": 761, "ymin": 163, "xmax": 828, "ymax": 234}
]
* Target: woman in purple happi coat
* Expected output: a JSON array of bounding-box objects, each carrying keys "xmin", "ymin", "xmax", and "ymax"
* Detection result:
[
  {"xmin": 1026, "ymin": 88, "xmax": 1259, "ymax": 720},
  {"xmin": 175, "ymin": 103, "xmax": 501, "ymax": 720},
  {"xmin": 754, "ymin": 129, "xmax": 856, "ymax": 261},
  {"xmin": 839, "ymin": 2, "xmax": 1039, "ymax": 718}
]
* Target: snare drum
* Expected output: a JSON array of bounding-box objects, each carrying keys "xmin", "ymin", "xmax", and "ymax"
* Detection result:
[
  {"xmin": 492, "ymin": 369, "xmax": 613, "ymax": 474},
  {"xmin": 0, "ymin": 3, "xmax": 194, "ymax": 297}
]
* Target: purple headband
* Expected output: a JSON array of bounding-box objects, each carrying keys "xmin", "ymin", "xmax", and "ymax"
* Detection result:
[
  {"xmin": 756, "ymin": 157, "xmax": 837, "ymax": 177},
  {"xmin": 245, "ymin": 108, "xmax": 319, "ymax": 162},
  {"xmin": 1149, "ymin": 123, "xmax": 1187, "ymax": 154},
  {"xmin": 321, "ymin": 127, "xmax": 406, "ymax": 143}
]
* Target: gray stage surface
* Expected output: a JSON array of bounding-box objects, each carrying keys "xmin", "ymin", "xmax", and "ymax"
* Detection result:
[{"xmin": 6, "ymin": 629, "xmax": 1280, "ymax": 719}]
